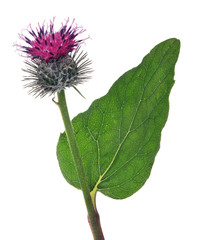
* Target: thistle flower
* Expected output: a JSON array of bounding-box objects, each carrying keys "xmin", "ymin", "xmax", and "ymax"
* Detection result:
[{"xmin": 15, "ymin": 18, "xmax": 92, "ymax": 97}]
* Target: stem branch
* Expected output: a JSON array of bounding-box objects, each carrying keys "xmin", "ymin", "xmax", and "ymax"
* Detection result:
[{"xmin": 57, "ymin": 90, "xmax": 104, "ymax": 240}]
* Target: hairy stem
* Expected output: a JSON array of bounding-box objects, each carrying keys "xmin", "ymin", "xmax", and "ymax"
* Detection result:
[{"xmin": 57, "ymin": 90, "xmax": 104, "ymax": 240}]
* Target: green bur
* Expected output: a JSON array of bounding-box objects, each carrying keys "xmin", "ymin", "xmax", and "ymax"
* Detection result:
[{"xmin": 57, "ymin": 38, "xmax": 180, "ymax": 202}]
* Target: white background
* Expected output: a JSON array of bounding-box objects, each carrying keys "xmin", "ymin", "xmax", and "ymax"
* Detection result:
[{"xmin": 0, "ymin": 0, "xmax": 201, "ymax": 239}]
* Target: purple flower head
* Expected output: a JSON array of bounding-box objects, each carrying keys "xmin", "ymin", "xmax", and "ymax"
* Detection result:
[
  {"xmin": 17, "ymin": 18, "xmax": 86, "ymax": 62},
  {"xmin": 15, "ymin": 18, "xmax": 92, "ymax": 97}
]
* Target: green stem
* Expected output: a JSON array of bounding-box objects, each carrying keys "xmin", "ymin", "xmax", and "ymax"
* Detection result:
[{"xmin": 57, "ymin": 90, "xmax": 104, "ymax": 240}]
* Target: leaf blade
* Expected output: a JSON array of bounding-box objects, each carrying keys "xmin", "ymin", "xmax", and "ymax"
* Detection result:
[{"xmin": 57, "ymin": 38, "xmax": 180, "ymax": 199}]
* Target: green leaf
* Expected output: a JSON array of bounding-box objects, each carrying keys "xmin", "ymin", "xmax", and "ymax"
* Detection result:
[{"xmin": 57, "ymin": 38, "xmax": 180, "ymax": 199}]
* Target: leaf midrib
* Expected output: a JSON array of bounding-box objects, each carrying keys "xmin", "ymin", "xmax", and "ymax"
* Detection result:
[{"xmin": 97, "ymin": 86, "xmax": 170, "ymax": 190}]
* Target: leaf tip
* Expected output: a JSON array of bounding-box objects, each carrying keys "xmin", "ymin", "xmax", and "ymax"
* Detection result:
[{"xmin": 170, "ymin": 37, "xmax": 181, "ymax": 51}]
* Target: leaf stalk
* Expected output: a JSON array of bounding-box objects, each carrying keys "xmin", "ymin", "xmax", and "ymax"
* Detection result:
[{"xmin": 57, "ymin": 89, "xmax": 104, "ymax": 240}]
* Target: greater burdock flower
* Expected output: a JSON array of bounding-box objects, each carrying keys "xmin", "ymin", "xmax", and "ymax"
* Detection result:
[{"xmin": 15, "ymin": 18, "xmax": 92, "ymax": 97}]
